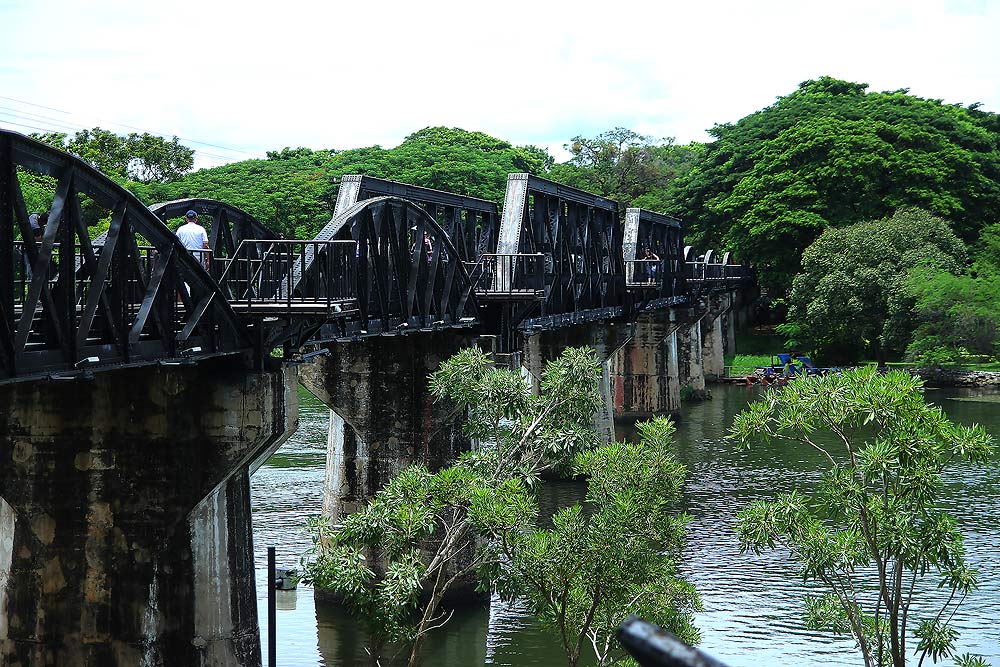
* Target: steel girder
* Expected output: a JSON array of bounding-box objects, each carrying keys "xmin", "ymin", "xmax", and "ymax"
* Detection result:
[
  {"xmin": 333, "ymin": 174, "xmax": 501, "ymax": 264},
  {"xmin": 496, "ymin": 173, "xmax": 626, "ymax": 318},
  {"xmin": 225, "ymin": 196, "xmax": 479, "ymax": 349},
  {"xmin": 0, "ymin": 130, "xmax": 250, "ymax": 384},
  {"xmin": 623, "ymin": 207, "xmax": 687, "ymax": 300},
  {"xmin": 149, "ymin": 198, "xmax": 279, "ymax": 259}
]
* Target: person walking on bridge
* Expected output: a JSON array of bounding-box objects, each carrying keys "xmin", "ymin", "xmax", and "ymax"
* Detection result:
[{"xmin": 176, "ymin": 210, "xmax": 210, "ymax": 269}]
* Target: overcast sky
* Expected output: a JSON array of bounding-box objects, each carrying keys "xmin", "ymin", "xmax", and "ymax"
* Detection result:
[{"xmin": 2, "ymin": 0, "xmax": 998, "ymax": 168}]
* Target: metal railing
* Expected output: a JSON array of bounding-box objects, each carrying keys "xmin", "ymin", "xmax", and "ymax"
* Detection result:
[
  {"xmin": 686, "ymin": 262, "xmax": 752, "ymax": 283},
  {"xmin": 470, "ymin": 253, "xmax": 546, "ymax": 296},
  {"xmin": 13, "ymin": 240, "xmax": 213, "ymax": 308},
  {"xmin": 218, "ymin": 239, "xmax": 358, "ymax": 312},
  {"xmin": 625, "ymin": 259, "xmax": 664, "ymax": 288}
]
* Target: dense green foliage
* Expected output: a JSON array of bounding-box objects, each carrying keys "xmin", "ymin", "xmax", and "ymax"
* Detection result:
[
  {"xmin": 669, "ymin": 77, "xmax": 1000, "ymax": 291},
  {"xmin": 778, "ymin": 209, "xmax": 967, "ymax": 365},
  {"xmin": 904, "ymin": 223, "xmax": 1000, "ymax": 367},
  {"xmin": 548, "ymin": 127, "xmax": 701, "ymax": 210},
  {"xmin": 132, "ymin": 127, "xmax": 550, "ymax": 239},
  {"xmin": 479, "ymin": 417, "xmax": 700, "ymax": 667},
  {"xmin": 32, "ymin": 127, "xmax": 194, "ymax": 183},
  {"xmin": 731, "ymin": 367, "xmax": 994, "ymax": 667},
  {"xmin": 303, "ymin": 347, "xmax": 697, "ymax": 666}
]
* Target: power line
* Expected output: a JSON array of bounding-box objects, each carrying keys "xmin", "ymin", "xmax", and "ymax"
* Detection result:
[
  {"xmin": 0, "ymin": 111, "xmax": 246, "ymax": 165},
  {"xmin": 0, "ymin": 94, "xmax": 267, "ymax": 160}
]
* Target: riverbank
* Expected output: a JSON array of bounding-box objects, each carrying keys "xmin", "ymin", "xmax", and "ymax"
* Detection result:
[{"xmin": 913, "ymin": 368, "xmax": 1000, "ymax": 388}]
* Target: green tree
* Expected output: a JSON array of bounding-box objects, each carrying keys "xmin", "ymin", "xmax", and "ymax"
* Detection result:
[
  {"xmin": 32, "ymin": 127, "xmax": 194, "ymax": 182},
  {"xmin": 730, "ymin": 367, "xmax": 994, "ymax": 667},
  {"xmin": 670, "ymin": 77, "xmax": 1000, "ymax": 292},
  {"xmin": 304, "ymin": 346, "xmax": 604, "ymax": 666},
  {"xmin": 904, "ymin": 223, "xmax": 1000, "ymax": 366},
  {"xmin": 779, "ymin": 209, "xmax": 967, "ymax": 365},
  {"xmin": 478, "ymin": 417, "xmax": 700, "ymax": 667},
  {"xmin": 552, "ymin": 127, "xmax": 696, "ymax": 208},
  {"xmin": 130, "ymin": 126, "xmax": 552, "ymax": 239},
  {"xmin": 302, "ymin": 347, "xmax": 698, "ymax": 667}
]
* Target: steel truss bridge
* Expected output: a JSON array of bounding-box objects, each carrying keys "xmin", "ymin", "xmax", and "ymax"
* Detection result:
[{"xmin": 0, "ymin": 129, "xmax": 752, "ymax": 384}]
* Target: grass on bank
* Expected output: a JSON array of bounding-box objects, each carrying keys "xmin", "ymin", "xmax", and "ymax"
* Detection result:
[{"xmin": 727, "ymin": 332, "xmax": 1000, "ymax": 375}]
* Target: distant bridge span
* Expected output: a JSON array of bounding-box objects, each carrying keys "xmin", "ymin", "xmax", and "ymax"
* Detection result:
[{"xmin": 0, "ymin": 129, "xmax": 751, "ymax": 384}]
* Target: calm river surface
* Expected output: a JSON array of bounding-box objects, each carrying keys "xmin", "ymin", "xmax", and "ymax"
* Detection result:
[{"xmin": 250, "ymin": 384, "xmax": 1000, "ymax": 666}]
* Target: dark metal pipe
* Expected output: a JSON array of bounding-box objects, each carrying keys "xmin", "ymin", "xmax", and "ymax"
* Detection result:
[
  {"xmin": 267, "ymin": 546, "xmax": 276, "ymax": 667},
  {"xmin": 616, "ymin": 616, "xmax": 731, "ymax": 667}
]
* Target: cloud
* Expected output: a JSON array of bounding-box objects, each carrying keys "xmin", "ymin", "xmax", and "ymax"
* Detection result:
[{"xmin": 1, "ymin": 0, "xmax": 998, "ymax": 167}]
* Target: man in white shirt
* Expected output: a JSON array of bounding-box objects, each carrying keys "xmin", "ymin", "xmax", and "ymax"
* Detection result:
[{"xmin": 176, "ymin": 210, "xmax": 210, "ymax": 268}]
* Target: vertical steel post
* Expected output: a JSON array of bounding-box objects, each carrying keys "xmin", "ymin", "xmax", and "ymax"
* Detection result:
[{"xmin": 267, "ymin": 546, "xmax": 276, "ymax": 667}]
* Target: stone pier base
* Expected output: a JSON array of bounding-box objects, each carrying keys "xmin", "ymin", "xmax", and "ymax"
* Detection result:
[{"xmin": 0, "ymin": 361, "xmax": 297, "ymax": 667}]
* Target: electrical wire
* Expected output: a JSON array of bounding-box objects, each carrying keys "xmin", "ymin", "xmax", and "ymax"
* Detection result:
[
  {"xmin": 0, "ymin": 94, "xmax": 267, "ymax": 161},
  {"xmin": 0, "ymin": 112, "xmax": 243, "ymax": 167}
]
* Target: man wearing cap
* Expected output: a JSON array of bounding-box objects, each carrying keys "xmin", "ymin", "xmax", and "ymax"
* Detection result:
[{"xmin": 176, "ymin": 210, "xmax": 210, "ymax": 268}]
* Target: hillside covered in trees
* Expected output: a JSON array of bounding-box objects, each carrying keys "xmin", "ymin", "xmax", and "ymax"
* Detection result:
[{"xmin": 29, "ymin": 76, "xmax": 1000, "ymax": 304}]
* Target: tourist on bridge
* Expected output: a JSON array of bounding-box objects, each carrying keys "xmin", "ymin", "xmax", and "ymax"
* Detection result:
[
  {"xmin": 29, "ymin": 211, "xmax": 48, "ymax": 239},
  {"xmin": 177, "ymin": 210, "xmax": 210, "ymax": 268},
  {"xmin": 643, "ymin": 247, "xmax": 660, "ymax": 282},
  {"xmin": 23, "ymin": 212, "xmax": 48, "ymax": 282}
]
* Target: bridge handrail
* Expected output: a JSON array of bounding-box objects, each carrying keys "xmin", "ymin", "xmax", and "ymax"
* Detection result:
[
  {"xmin": 470, "ymin": 252, "xmax": 546, "ymax": 295},
  {"xmin": 624, "ymin": 259, "xmax": 662, "ymax": 287},
  {"xmin": 219, "ymin": 239, "xmax": 357, "ymax": 306}
]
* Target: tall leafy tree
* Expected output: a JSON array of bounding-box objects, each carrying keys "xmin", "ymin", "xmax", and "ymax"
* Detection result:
[
  {"xmin": 779, "ymin": 208, "xmax": 967, "ymax": 364},
  {"xmin": 731, "ymin": 367, "xmax": 994, "ymax": 667},
  {"xmin": 670, "ymin": 77, "xmax": 1000, "ymax": 291},
  {"xmin": 550, "ymin": 127, "xmax": 697, "ymax": 208},
  {"xmin": 904, "ymin": 222, "xmax": 1000, "ymax": 366},
  {"xmin": 132, "ymin": 127, "xmax": 552, "ymax": 238},
  {"xmin": 32, "ymin": 127, "xmax": 194, "ymax": 183},
  {"xmin": 302, "ymin": 347, "xmax": 698, "ymax": 667}
]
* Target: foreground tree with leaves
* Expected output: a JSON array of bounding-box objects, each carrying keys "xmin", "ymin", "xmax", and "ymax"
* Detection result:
[
  {"xmin": 478, "ymin": 417, "xmax": 701, "ymax": 667},
  {"xmin": 730, "ymin": 367, "xmax": 994, "ymax": 667},
  {"xmin": 303, "ymin": 347, "xmax": 698, "ymax": 666}
]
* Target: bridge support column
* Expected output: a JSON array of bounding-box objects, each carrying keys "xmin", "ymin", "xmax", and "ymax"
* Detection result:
[
  {"xmin": 677, "ymin": 313, "xmax": 706, "ymax": 393},
  {"xmin": 723, "ymin": 303, "xmax": 737, "ymax": 358},
  {"xmin": 299, "ymin": 332, "xmax": 477, "ymax": 521},
  {"xmin": 701, "ymin": 313, "xmax": 726, "ymax": 382},
  {"xmin": 701, "ymin": 293, "xmax": 735, "ymax": 382},
  {"xmin": 609, "ymin": 310, "xmax": 681, "ymax": 421},
  {"xmin": 521, "ymin": 322, "xmax": 634, "ymax": 443},
  {"xmin": 0, "ymin": 362, "xmax": 297, "ymax": 667}
]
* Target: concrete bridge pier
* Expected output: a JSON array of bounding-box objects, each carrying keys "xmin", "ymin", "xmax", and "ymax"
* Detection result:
[
  {"xmin": 674, "ymin": 309, "xmax": 707, "ymax": 393},
  {"xmin": 608, "ymin": 310, "xmax": 683, "ymax": 422},
  {"xmin": 700, "ymin": 293, "xmax": 735, "ymax": 382},
  {"xmin": 521, "ymin": 321, "xmax": 635, "ymax": 443},
  {"xmin": 0, "ymin": 361, "xmax": 297, "ymax": 667},
  {"xmin": 298, "ymin": 332, "xmax": 477, "ymax": 522}
]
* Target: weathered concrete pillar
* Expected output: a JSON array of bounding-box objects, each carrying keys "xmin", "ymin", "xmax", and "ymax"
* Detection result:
[
  {"xmin": 609, "ymin": 310, "xmax": 682, "ymax": 421},
  {"xmin": 677, "ymin": 313, "xmax": 706, "ymax": 392},
  {"xmin": 723, "ymin": 303, "xmax": 737, "ymax": 358},
  {"xmin": 298, "ymin": 332, "xmax": 476, "ymax": 521},
  {"xmin": 186, "ymin": 468, "xmax": 263, "ymax": 666},
  {"xmin": 521, "ymin": 321, "xmax": 634, "ymax": 443},
  {"xmin": 0, "ymin": 361, "xmax": 297, "ymax": 667},
  {"xmin": 701, "ymin": 313, "xmax": 726, "ymax": 381}
]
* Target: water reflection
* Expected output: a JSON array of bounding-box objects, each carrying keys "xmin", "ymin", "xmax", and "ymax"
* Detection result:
[{"xmin": 252, "ymin": 385, "xmax": 1000, "ymax": 666}]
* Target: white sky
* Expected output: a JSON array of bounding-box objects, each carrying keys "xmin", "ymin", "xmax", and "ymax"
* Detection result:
[{"xmin": 2, "ymin": 0, "xmax": 998, "ymax": 168}]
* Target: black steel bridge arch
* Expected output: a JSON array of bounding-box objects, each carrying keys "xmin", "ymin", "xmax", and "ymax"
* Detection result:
[{"xmin": 0, "ymin": 129, "xmax": 752, "ymax": 385}]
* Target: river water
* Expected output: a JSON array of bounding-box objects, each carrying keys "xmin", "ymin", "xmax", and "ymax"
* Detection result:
[{"xmin": 250, "ymin": 384, "xmax": 1000, "ymax": 666}]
